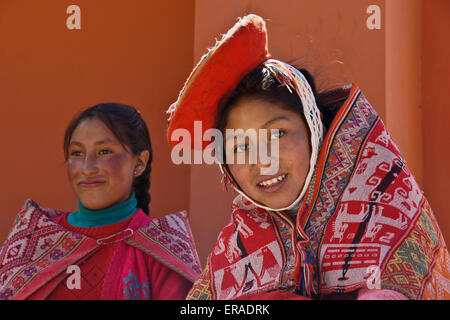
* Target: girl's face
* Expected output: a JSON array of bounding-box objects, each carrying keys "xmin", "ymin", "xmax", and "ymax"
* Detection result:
[
  {"xmin": 67, "ymin": 118, "xmax": 149, "ymax": 210},
  {"xmin": 225, "ymin": 96, "xmax": 311, "ymax": 209}
]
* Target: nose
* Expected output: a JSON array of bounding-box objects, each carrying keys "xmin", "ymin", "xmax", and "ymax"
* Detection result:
[
  {"xmin": 251, "ymin": 147, "xmax": 272, "ymax": 167},
  {"xmin": 81, "ymin": 152, "xmax": 99, "ymax": 176},
  {"xmin": 252, "ymin": 153, "xmax": 277, "ymax": 175},
  {"xmin": 253, "ymin": 138, "xmax": 279, "ymax": 176}
]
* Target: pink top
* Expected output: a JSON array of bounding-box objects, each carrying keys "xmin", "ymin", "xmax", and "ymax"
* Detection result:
[{"xmin": 35, "ymin": 211, "xmax": 192, "ymax": 300}]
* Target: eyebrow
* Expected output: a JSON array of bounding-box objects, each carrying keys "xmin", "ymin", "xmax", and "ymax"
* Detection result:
[
  {"xmin": 261, "ymin": 115, "xmax": 291, "ymax": 128},
  {"xmin": 225, "ymin": 116, "xmax": 291, "ymax": 142},
  {"xmin": 69, "ymin": 139, "xmax": 117, "ymax": 147}
]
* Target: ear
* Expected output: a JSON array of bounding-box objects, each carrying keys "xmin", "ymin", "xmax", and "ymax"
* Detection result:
[{"xmin": 134, "ymin": 150, "xmax": 150, "ymax": 177}]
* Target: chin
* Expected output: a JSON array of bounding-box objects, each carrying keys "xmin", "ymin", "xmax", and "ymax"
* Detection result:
[
  {"xmin": 270, "ymin": 203, "xmax": 292, "ymax": 210},
  {"xmin": 80, "ymin": 202, "xmax": 105, "ymax": 211},
  {"xmin": 260, "ymin": 197, "xmax": 298, "ymax": 210},
  {"xmin": 79, "ymin": 196, "xmax": 109, "ymax": 211}
]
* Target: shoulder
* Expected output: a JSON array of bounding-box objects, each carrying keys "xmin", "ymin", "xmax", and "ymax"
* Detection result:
[
  {"xmin": 1, "ymin": 199, "xmax": 69, "ymax": 246},
  {"xmin": 149, "ymin": 210, "xmax": 190, "ymax": 229},
  {"xmin": 137, "ymin": 210, "xmax": 197, "ymax": 256},
  {"xmin": 14, "ymin": 199, "xmax": 66, "ymax": 225},
  {"xmin": 129, "ymin": 210, "xmax": 202, "ymax": 281},
  {"xmin": 140, "ymin": 210, "xmax": 193, "ymax": 242}
]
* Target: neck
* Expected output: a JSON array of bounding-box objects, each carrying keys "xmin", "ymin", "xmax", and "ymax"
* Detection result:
[{"xmin": 68, "ymin": 193, "xmax": 138, "ymax": 227}]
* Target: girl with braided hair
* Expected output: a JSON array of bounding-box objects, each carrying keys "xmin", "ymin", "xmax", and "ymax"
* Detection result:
[{"xmin": 0, "ymin": 103, "xmax": 201, "ymax": 300}]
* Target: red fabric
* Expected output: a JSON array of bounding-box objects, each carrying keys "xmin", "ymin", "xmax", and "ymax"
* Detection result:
[
  {"xmin": 167, "ymin": 15, "xmax": 271, "ymax": 149},
  {"xmin": 234, "ymin": 290, "xmax": 311, "ymax": 300},
  {"xmin": 45, "ymin": 212, "xmax": 134, "ymax": 300},
  {"xmin": 0, "ymin": 202, "xmax": 200, "ymax": 300},
  {"xmin": 149, "ymin": 257, "xmax": 193, "ymax": 300},
  {"xmin": 40, "ymin": 212, "xmax": 192, "ymax": 300}
]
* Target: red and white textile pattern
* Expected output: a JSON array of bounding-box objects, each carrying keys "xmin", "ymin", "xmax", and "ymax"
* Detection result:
[
  {"xmin": 209, "ymin": 197, "xmax": 288, "ymax": 300},
  {"xmin": 319, "ymin": 113, "xmax": 426, "ymax": 293},
  {"xmin": 0, "ymin": 200, "xmax": 95, "ymax": 299},
  {"xmin": 129, "ymin": 210, "xmax": 202, "ymax": 280},
  {"xmin": 187, "ymin": 84, "xmax": 449, "ymax": 300},
  {"xmin": 0, "ymin": 200, "xmax": 201, "ymax": 300}
]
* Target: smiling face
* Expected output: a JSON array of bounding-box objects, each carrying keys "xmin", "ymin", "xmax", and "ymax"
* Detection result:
[
  {"xmin": 224, "ymin": 96, "xmax": 311, "ymax": 209},
  {"xmin": 66, "ymin": 117, "xmax": 148, "ymax": 210}
]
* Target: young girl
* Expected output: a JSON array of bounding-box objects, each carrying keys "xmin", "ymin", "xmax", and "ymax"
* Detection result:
[
  {"xmin": 0, "ymin": 103, "xmax": 201, "ymax": 300},
  {"xmin": 166, "ymin": 15, "xmax": 449, "ymax": 300}
]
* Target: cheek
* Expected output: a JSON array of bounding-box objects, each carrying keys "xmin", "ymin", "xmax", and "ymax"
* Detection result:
[
  {"xmin": 228, "ymin": 164, "xmax": 248, "ymax": 187},
  {"xmin": 279, "ymin": 134, "xmax": 310, "ymax": 167},
  {"xmin": 66, "ymin": 159, "xmax": 81, "ymax": 183},
  {"xmin": 104, "ymin": 154, "xmax": 134, "ymax": 182},
  {"xmin": 286, "ymin": 141, "xmax": 311, "ymax": 178}
]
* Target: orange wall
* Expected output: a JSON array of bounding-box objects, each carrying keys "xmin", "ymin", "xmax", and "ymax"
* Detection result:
[
  {"xmin": 422, "ymin": 0, "xmax": 450, "ymax": 243},
  {"xmin": 1, "ymin": 1, "xmax": 448, "ymax": 268},
  {"xmin": 190, "ymin": 0, "xmax": 450, "ymax": 266},
  {"xmin": 0, "ymin": 1, "xmax": 194, "ymax": 242},
  {"xmin": 191, "ymin": 0, "xmax": 386, "ymax": 265},
  {"xmin": 385, "ymin": 0, "xmax": 422, "ymax": 185}
]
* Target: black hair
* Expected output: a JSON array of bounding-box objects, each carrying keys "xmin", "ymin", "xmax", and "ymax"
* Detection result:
[
  {"xmin": 63, "ymin": 103, "xmax": 153, "ymax": 215},
  {"xmin": 214, "ymin": 65, "xmax": 340, "ymax": 191},
  {"xmin": 215, "ymin": 65, "xmax": 335, "ymax": 134}
]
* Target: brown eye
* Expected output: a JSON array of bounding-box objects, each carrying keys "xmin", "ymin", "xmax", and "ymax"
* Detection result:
[
  {"xmin": 70, "ymin": 150, "xmax": 83, "ymax": 157},
  {"xmin": 234, "ymin": 143, "xmax": 248, "ymax": 153},
  {"xmin": 99, "ymin": 149, "xmax": 113, "ymax": 155},
  {"xmin": 270, "ymin": 129, "xmax": 285, "ymax": 140}
]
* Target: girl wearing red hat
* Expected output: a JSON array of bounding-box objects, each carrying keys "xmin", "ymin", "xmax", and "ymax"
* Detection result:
[{"xmin": 167, "ymin": 15, "xmax": 449, "ymax": 300}]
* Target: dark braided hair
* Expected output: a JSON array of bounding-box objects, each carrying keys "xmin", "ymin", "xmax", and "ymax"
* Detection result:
[{"xmin": 63, "ymin": 103, "xmax": 153, "ymax": 215}]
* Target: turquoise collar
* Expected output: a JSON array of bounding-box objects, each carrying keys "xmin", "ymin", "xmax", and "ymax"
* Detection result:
[{"xmin": 67, "ymin": 193, "xmax": 137, "ymax": 227}]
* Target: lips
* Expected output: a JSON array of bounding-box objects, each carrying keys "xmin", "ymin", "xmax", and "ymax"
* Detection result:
[
  {"xmin": 78, "ymin": 179, "xmax": 106, "ymax": 188},
  {"xmin": 256, "ymin": 173, "xmax": 287, "ymax": 192}
]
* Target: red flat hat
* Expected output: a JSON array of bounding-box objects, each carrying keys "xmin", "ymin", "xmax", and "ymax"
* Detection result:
[{"xmin": 166, "ymin": 15, "xmax": 271, "ymax": 149}]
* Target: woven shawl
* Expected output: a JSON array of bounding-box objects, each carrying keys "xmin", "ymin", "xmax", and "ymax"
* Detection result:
[
  {"xmin": 186, "ymin": 84, "xmax": 449, "ymax": 300},
  {"xmin": 0, "ymin": 199, "xmax": 201, "ymax": 300}
]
